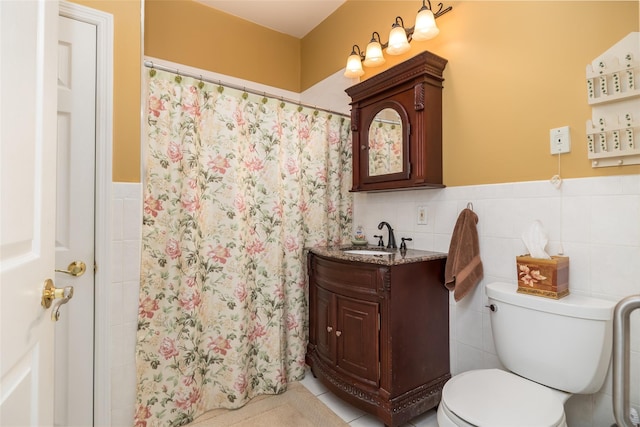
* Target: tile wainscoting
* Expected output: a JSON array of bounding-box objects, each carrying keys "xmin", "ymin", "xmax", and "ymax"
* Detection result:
[
  {"xmin": 353, "ymin": 174, "xmax": 640, "ymax": 427},
  {"xmin": 110, "ymin": 175, "xmax": 640, "ymax": 426},
  {"xmin": 111, "ymin": 182, "xmax": 142, "ymax": 426}
]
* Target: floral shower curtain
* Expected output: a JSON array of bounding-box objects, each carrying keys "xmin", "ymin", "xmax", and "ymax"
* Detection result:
[{"xmin": 135, "ymin": 69, "xmax": 352, "ymax": 427}]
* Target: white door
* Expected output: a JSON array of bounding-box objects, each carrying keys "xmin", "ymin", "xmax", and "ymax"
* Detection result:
[
  {"xmin": 0, "ymin": 0, "xmax": 59, "ymax": 426},
  {"xmin": 54, "ymin": 15, "xmax": 96, "ymax": 427}
]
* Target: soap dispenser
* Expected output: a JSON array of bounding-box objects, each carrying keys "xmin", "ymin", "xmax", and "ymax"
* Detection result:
[{"xmin": 353, "ymin": 225, "xmax": 367, "ymax": 246}]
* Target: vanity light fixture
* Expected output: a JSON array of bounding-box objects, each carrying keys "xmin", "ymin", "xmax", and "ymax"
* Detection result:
[
  {"xmin": 363, "ymin": 32, "xmax": 385, "ymax": 68},
  {"xmin": 387, "ymin": 17, "xmax": 411, "ymax": 56},
  {"xmin": 345, "ymin": 45, "xmax": 366, "ymax": 77},
  {"xmin": 344, "ymin": 0, "xmax": 452, "ymax": 78}
]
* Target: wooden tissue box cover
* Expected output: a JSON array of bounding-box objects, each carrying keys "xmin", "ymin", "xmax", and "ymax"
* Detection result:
[{"xmin": 516, "ymin": 255, "xmax": 569, "ymax": 299}]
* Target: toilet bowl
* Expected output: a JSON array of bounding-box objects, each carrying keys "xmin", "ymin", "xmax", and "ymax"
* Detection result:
[
  {"xmin": 437, "ymin": 282, "xmax": 615, "ymax": 427},
  {"xmin": 437, "ymin": 369, "xmax": 569, "ymax": 427}
]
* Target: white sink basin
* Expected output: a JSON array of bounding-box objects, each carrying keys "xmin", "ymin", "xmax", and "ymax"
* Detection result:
[{"xmin": 343, "ymin": 250, "xmax": 394, "ymax": 256}]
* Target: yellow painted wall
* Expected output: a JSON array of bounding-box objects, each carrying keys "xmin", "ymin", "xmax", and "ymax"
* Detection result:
[
  {"xmin": 68, "ymin": 0, "xmax": 141, "ymax": 183},
  {"xmin": 304, "ymin": 1, "xmax": 640, "ymax": 186},
  {"xmin": 144, "ymin": 0, "xmax": 301, "ymax": 93},
  {"xmin": 71, "ymin": 0, "xmax": 638, "ymax": 185}
]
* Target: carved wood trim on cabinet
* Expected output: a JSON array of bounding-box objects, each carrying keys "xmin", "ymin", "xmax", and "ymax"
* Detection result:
[{"xmin": 414, "ymin": 83, "xmax": 425, "ymax": 111}]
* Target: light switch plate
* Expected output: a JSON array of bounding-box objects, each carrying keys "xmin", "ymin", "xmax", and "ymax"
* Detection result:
[
  {"xmin": 417, "ymin": 206, "xmax": 428, "ymax": 225},
  {"xmin": 550, "ymin": 126, "xmax": 571, "ymax": 154}
]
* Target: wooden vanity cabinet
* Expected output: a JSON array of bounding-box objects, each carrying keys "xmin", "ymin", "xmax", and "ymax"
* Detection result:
[{"xmin": 306, "ymin": 253, "xmax": 450, "ymax": 427}]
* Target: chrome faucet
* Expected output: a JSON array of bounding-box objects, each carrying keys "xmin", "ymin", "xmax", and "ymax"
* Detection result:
[{"xmin": 377, "ymin": 221, "xmax": 397, "ymax": 249}]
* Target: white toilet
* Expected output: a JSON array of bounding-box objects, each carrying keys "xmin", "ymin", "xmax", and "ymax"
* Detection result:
[{"xmin": 437, "ymin": 282, "xmax": 616, "ymax": 427}]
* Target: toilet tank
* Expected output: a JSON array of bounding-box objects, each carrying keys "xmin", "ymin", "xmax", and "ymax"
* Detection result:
[{"xmin": 487, "ymin": 282, "xmax": 615, "ymax": 394}]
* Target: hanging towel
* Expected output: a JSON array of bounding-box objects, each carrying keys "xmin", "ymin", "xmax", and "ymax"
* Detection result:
[{"xmin": 445, "ymin": 208, "xmax": 483, "ymax": 302}]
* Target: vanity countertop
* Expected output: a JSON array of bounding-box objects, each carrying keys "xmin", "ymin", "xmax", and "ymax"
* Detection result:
[{"xmin": 308, "ymin": 245, "xmax": 447, "ymax": 266}]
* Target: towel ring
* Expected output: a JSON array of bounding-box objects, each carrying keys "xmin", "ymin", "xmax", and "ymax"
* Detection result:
[{"xmin": 467, "ymin": 202, "xmax": 474, "ymax": 211}]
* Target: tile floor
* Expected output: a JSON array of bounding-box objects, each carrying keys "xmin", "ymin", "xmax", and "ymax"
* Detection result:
[{"xmin": 298, "ymin": 367, "xmax": 439, "ymax": 427}]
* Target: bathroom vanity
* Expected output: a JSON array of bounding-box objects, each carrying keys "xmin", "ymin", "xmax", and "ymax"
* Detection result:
[{"xmin": 306, "ymin": 246, "xmax": 450, "ymax": 427}]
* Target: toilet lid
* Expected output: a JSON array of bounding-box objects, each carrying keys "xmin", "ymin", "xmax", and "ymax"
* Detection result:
[{"xmin": 442, "ymin": 369, "xmax": 565, "ymax": 427}]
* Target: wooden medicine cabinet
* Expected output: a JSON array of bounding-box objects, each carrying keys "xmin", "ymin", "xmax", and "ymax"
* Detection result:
[{"xmin": 346, "ymin": 51, "xmax": 448, "ymax": 191}]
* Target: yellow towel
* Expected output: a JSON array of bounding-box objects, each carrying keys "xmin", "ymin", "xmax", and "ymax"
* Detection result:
[{"xmin": 445, "ymin": 208, "xmax": 483, "ymax": 302}]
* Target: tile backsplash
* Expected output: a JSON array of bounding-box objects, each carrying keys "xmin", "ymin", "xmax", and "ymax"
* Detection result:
[{"xmin": 110, "ymin": 175, "xmax": 639, "ymax": 427}]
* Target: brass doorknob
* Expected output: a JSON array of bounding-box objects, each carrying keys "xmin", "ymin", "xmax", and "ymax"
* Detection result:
[
  {"xmin": 55, "ymin": 260, "xmax": 86, "ymax": 277},
  {"xmin": 41, "ymin": 279, "xmax": 74, "ymax": 321}
]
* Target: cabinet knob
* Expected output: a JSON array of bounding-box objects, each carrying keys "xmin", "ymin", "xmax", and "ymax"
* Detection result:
[
  {"xmin": 327, "ymin": 326, "xmax": 333, "ymax": 333},
  {"xmin": 335, "ymin": 330, "xmax": 342, "ymax": 337}
]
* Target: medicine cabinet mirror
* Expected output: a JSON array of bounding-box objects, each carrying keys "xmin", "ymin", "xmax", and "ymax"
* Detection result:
[
  {"xmin": 346, "ymin": 51, "xmax": 448, "ymax": 192},
  {"xmin": 367, "ymin": 105, "xmax": 408, "ymax": 179}
]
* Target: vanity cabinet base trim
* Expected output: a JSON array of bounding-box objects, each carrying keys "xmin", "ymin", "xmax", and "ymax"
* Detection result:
[{"xmin": 307, "ymin": 349, "xmax": 449, "ymax": 427}]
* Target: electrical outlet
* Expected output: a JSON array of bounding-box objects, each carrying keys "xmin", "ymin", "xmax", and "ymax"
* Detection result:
[
  {"xmin": 550, "ymin": 126, "xmax": 571, "ymax": 154},
  {"xmin": 417, "ymin": 206, "xmax": 428, "ymax": 225}
]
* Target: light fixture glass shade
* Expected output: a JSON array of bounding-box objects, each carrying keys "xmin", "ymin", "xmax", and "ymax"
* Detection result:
[
  {"xmin": 386, "ymin": 25, "xmax": 410, "ymax": 55},
  {"xmin": 412, "ymin": 8, "xmax": 440, "ymax": 41},
  {"xmin": 344, "ymin": 53, "xmax": 365, "ymax": 78},
  {"xmin": 363, "ymin": 41, "xmax": 385, "ymax": 67}
]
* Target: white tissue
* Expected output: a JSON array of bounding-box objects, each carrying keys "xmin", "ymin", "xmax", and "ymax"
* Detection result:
[{"xmin": 521, "ymin": 220, "xmax": 551, "ymax": 259}]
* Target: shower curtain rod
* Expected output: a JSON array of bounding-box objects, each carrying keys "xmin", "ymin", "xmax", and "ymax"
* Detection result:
[{"xmin": 143, "ymin": 60, "xmax": 349, "ymax": 118}]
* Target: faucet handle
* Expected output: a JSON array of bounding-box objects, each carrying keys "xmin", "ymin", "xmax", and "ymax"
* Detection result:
[
  {"xmin": 400, "ymin": 237, "xmax": 413, "ymax": 251},
  {"xmin": 374, "ymin": 235, "xmax": 384, "ymax": 247}
]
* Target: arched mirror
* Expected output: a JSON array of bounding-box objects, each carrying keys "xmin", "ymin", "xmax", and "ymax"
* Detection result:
[
  {"xmin": 360, "ymin": 102, "xmax": 409, "ymax": 184},
  {"xmin": 368, "ymin": 108, "xmax": 403, "ymax": 177}
]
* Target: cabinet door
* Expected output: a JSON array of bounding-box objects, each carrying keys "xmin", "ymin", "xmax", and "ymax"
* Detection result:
[
  {"xmin": 336, "ymin": 295, "xmax": 379, "ymax": 385},
  {"xmin": 315, "ymin": 286, "xmax": 335, "ymax": 365},
  {"xmin": 360, "ymin": 102, "xmax": 410, "ymax": 185}
]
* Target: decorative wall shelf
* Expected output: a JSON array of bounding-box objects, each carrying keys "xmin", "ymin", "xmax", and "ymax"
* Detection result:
[{"xmin": 586, "ymin": 32, "xmax": 640, "ymax": 168}]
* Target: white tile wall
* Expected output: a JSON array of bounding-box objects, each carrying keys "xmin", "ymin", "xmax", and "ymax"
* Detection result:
[
  {"xmin": 110, "ymin": 176, "xmax": 639, "ymax": 427},
  {"xmin": 111, "ymin": 182, "xmax": 142, "ymax": 427},
  {"xmin": 353, "ymin": 174, "xmax": 640, "ymax": 427}
]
